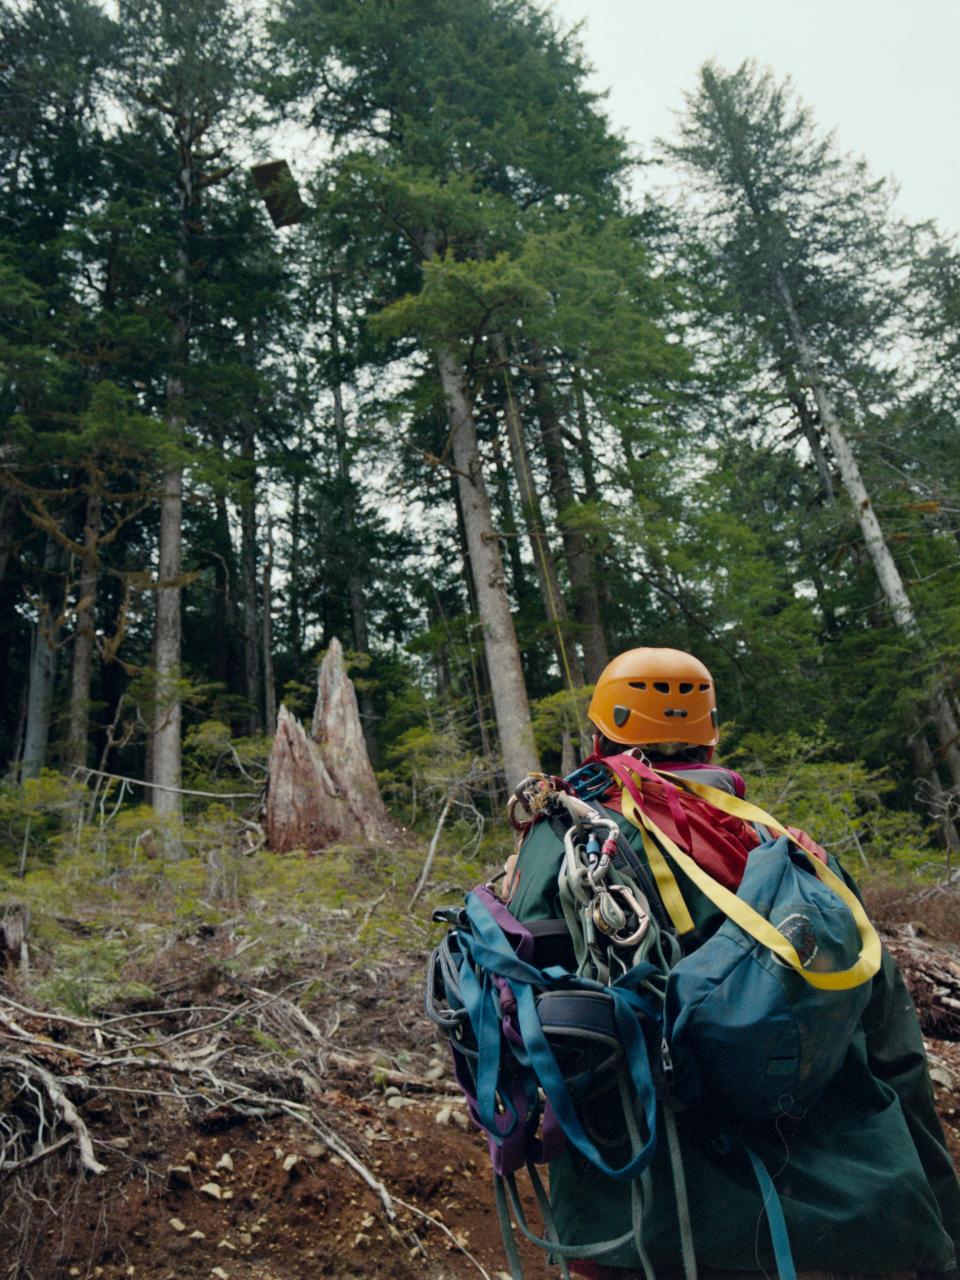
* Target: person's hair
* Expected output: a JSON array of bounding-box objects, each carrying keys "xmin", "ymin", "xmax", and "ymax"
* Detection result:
[{"xmin": 595, "ymin": 733, "xmax": 710, "ymax": 765}]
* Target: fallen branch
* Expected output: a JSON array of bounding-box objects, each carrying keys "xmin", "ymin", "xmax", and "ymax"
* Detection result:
[
  {"xmin": 0, "ymin": 992, "xmax": 136, "ymax": 1037},
  {"xmin": 0, "ymin": 1134, "xmax": 72, "ymax": 1182},
  {"xmin": 410, "ymin": 790, "xmax": 453, "ymax": 908},
  {"xmin": 249, "ymin": 986, "xmax": 328, "ymax": 1045},
  {"xmin": 71, "ymin": 764, "xmax": 259, "ymax": 800},
  {"xmin": 350, "ymin": 888, "xmax": 389, "ymax": 943},
  {"xmin": 6, "ymin": 1056, "xmax": 106, "ymax": 1175},
  {"xmin": 392, "ymin": 1193, "xmax": 493, "ymax": 1280},
  {"xmin": 283, "ymin": 1096, "xmax": 396, "ymax": 1222}
]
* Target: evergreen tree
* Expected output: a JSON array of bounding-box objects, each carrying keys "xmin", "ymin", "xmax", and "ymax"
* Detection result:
[{"xmin": 668, "ymin": 61, "xmax": 960, "ymax": 819}]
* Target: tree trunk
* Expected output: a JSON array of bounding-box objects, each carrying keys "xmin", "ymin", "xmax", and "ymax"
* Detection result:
[
  {"xmin": 151, "ymin": 148, "xmax": 192, "ymax": 827},
  {"xmin": 787, "ymin": 382, "xmax": 835, "ymax": 504},
  {"xmin": 264, "ymin": 638, "xmax": 394, "ymax": 852},
  {"xmin": 240, "ymin": 421, "xmax": 262, "ymax": 735},
  {"xmin": 212, "ymin": 485, "xmax": 234, "ymax": 694},
  {"xmin": 262, "ymin": 515, "xmax": 277, "ymax": 735},
  {"xmin": 436, "ymin": 344, "xmax": 539, "ymax": 789},
  {"xmin": 910, "ymin": 724, "xmax": 960, "ymax": 853},
  {"xmin": 0, "ymin": 489, "xmax": 16, "ymax": 590},
  {"xmin": 532, "ymin": 362, "xmax": 608, "ymax": 682},
  {"xmin": 499, "ymin": 343, "xmax": 583, "ymax": 693},
  {"xmin": 491, "ymin": 425, "xmax": 530, "ymax": 616},
  {"xmin": 21, "ymin": 536, "xmax": 62, "ymax": 780},
  {"xmin": 329, "ymin": 310, "xmax": 378, "ymax": 766},
  {"xmin": 66, "ymin": 484, "xmax": 102, "ymax": 770},
  {"xmin": 774, "ymin": 270, "xmax": 960, "ymax": 789},
  {"xmin": 501, "ymin": 346, "xmax": 589, "ymax": 754},
  {"xmin": 452, "ymin": 480, "xmax": 498, "ymax": 773},
  {"xmin": 572, "ymin": 370, "xmax": 601, "ymax": 501},
  {"xmin": 287, "ymin": 456, "xmax": 303, "ymax": 670},
  {"xmin": 152, "ymin": 445, "xmax": 183, "ymax": 822}
]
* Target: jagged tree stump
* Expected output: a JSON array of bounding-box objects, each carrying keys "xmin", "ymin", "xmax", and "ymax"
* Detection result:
[{"xmin": 264, "ymin": 638, "xmax": 394, "ymax": 853}]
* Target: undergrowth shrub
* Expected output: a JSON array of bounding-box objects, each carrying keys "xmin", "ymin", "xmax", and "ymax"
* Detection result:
[
  {"xmin": 35, "ymin": 937, "xmax": 155, "ymax": 1016},
  {"xmin": 727, "ymin": 727, "xmax": 936, "ymax": 874}
]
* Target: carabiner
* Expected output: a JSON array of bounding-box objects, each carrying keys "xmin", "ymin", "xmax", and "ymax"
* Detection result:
[{"xmin": 605, "ymin": 883, "xmax": 650, "ymax": 948}]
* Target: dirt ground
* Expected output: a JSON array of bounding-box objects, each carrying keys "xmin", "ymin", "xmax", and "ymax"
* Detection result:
[
  {"xmin": 0, "ymin": 927, "xmax": 557, "ymax": 1280},
  {"xmin": 3, "ymin": 920, "xmax": 960, "ymax": 1280}
]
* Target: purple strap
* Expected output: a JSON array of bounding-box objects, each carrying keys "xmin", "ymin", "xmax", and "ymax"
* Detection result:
[
  {"xmin": 472, "ymin": 884, "xmax": 535, "ymax": 960},
  {"xmin": 447, "ymin": 887, "xmax": 566, "ymax": 1175}
]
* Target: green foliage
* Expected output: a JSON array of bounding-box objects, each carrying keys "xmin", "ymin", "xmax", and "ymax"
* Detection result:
[
  {"xmin": 530, "ymin": 687, "xmax": 593, "ymax": 757},
  {"xmin": 35, "ymin": 937, "xmax": 155, "ymax": 1017},
  {"xmin": 2, "ymin": 0, "xmax": 958, "ymax": 886},
  {"xmin": 182, "ymin": 719, "xmax": 270, "ymax": 793},
  {"xmin": 728, "ymin": 728, "xmax": 936, "ymax": 871},
  {"xmin": 0, "ymin": 771, "xmax": 87, "ymax": 874}
]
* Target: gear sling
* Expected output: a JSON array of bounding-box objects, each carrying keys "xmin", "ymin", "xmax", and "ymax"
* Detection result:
[{"xmin": 426, "ymin": 761, "xmax": 882, "ymax": 1280}]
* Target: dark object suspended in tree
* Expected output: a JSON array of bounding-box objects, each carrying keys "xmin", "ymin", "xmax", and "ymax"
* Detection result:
[{"xmin": 250, "ymin": 160, "xmax": 306, "ymax": 228}]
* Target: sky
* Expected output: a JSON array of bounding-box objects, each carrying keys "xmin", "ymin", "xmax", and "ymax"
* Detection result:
[{"xmin": 548, "ymin": 0, "xmax": 960, "ymax": 236}]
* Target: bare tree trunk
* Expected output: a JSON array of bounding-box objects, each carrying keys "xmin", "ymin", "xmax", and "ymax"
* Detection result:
[
  {"xmin": 532, "ymin": 363, "xmax": 608, "ymax": 682},
  {"xmin": 211, "ymin": 486, "xmax": 234, "ymax": 693},
  {"xmin": 786, "ymin": 383, "xmax": 835, "ymax": 503},
  {"xmin": 491, "ymin": 427, "xmax": 530, "ymax": 616},
  {"xmin": 151, "ymin": 156, "xmax": 191, "ymax": 827},
  {"xmin": 66, "ymin": 485, "xmax": 102, "ymax": 769},
  {"xmin": 911, "ymin": 724, "xmax": 960, "ymax": 853},
  {"xmin": 240, "ymin": 421, "xmax": 262, "ymax": 735},
  {"xmin": 436, "ymin": 344, "xmax": 539, "ymax": 789},
  {"xmin": 262, "ymin": 514, "xmax": 277, "ymax": 735},
  {"xmin": 572, "ymin": 371, "xmax": 600, "ymax": 498},
  {"xmin": 287, "ymin": 457, "xmax": 303, "ymax": 670},
  {"xmin": 152, "ymin": 445, "xmax": 183, "ymax": 822},
  {"xmin": 329, "ymin": 305, "xmax": 378, "ymax": 765},
  {"xmin": 498, "ymin": 339, "xmax": 583, "ymax": 696},
  {"xmin": 775, "ymin": 270, "xmax": 960, "ymax": 788},
  {"xmin": 21, "ymin": 536, "xmax": 63, "ymax": 780},
  {"xmin": 452, "ymin": 481, "xmax": 498, "ymax": 776}
]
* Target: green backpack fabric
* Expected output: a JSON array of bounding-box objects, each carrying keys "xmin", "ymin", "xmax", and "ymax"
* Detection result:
[{"xmin": 665, "ymin": 835, "xmax": 872, "ymax": 1119}]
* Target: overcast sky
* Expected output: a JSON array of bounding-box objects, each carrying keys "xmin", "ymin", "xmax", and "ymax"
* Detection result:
[{"xmin": 548, "ymin": 0, "xmax": 959, "ymax": 236}]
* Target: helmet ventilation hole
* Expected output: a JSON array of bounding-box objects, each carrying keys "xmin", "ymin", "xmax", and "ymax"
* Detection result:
[
  {"xmin": 678, "ymin": 682, "xmax": 694, "ymax": 694},
  {"xmin": 699, "ymin": 683, "xmax": 710, "ymax": 691},
  {"xmin": 653, "ymin": 681, "xmax": 670, "ymax": 693},
  {"xmin": 628, "ymin": 681, "xmax": 647, "ymax": 690}
]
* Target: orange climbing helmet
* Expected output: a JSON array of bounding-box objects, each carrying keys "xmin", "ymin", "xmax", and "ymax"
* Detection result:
[{"xmin": 588, "ymin": 647, "xmax": 719, "ymax": 747}]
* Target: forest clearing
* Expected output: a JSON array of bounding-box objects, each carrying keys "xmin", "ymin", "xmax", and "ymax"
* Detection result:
[
  {"xmin": 4, "ymin": 829, "xmax": 960, "ymax": 1280},
  {"xmin": 2, "ymin": 0, "xmax": 960, "ymax": 1277}
]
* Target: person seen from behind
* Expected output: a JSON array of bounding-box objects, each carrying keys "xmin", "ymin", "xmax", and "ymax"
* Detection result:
[{"xmin": 501, "ymin": 646, "xmax": 960, "ymax": 1280}]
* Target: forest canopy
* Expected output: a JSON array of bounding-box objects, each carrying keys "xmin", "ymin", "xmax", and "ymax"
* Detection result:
[{"xmin": 1, "ymin": 0, "xmax": 958, "ymax": 867}]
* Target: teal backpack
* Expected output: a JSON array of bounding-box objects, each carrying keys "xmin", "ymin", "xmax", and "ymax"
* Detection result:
[
  {"xmin": 665, "ymin": 835, "xmax": 872, "ymax": 1119},
  {"xmin": 426, "ymin": 767, "xmax": 883, "ymax": 1280}
]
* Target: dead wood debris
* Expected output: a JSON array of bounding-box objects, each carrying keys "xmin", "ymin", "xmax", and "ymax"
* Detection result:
[
  {"xmin": 883, "ymin": 926, "xmax": 960, "ymax": 1040},
  {"xmin": 0, "ymin": 980, "xmax": 474, "ymax": 1273}
]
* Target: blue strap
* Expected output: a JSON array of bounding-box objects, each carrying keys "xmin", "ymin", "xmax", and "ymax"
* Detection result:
[
  {"xmin": 456, "ymin": 942, "xmax": 520, "ymax": 1140},
  {"xmin": 745, "ymin": 1146, "xmax": 797, "ymax": 1280},
  {"xmin": 458, "ymin": 892, "xmax": 663, "ymax": 1178}
]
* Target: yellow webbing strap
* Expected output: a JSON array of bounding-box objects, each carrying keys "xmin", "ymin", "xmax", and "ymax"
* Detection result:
[
  {"xmin": 625, "ymin": 795, "xmax": 696, "ymax": 936},
  {"xmin": 616, "ymin": 763, "xmax": 882, "ymax": 991}
]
